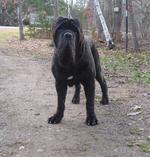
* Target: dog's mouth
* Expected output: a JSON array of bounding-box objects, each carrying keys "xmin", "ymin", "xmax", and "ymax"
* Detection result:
[
  {"xmin": 58, "ymin": 41, "xmax": 75, "ymax": 65},
  {"xmin": 64, "ymin": 38, "xmax": 73, "ymax": 43}
]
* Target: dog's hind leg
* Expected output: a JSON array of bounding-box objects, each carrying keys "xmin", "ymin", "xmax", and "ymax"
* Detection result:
[
  {"xmin": 91, "ymin": 44, "xmax": 109, "ymax": 105},
  {"xmin": 72, "ymin": 83, "xmax": 81, "ymax": 104},
  {"xmin": 96, "ymin": 68, "xmax": 109, "ymax": 105},
  {"xmin": 48, "ymin": 80, "xmax": 67, "ymax": 124}
]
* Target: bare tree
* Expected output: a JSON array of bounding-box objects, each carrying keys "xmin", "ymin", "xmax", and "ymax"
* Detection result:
[
  {"xmin": 18, "ymin": 0, "xmax": 24, "ymax": 40},
  {"xmin": 52, "ymin": 0, "xmax": 58, "ymax": 19},
  {"xmin": 134, "ymin": 0, "xmax": 150, "ymax": 39},
  {"xmin": 103, "ymin": 0, "xmax": 113, "ymax": 32},
  {"xmin": 113, "ymin": 0, "xmax": 122, "ymax": 41},
  {"xmin": 129, "ymin": 0, "xmax": 140, "ymax": 52}
]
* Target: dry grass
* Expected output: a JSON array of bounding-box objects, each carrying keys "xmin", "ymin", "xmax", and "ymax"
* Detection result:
[{"xmin": 0, "ymin": 28, "xmax": 19, "ymax": 42}]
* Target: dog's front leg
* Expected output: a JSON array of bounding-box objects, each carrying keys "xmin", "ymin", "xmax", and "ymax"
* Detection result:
[
  {"xmin": 82, "ymin": 79, "xmax": 98, "ymax": 126},
  {"xmin": 48, "ymin": 80, "xmax": 67, "ymax": 124}
]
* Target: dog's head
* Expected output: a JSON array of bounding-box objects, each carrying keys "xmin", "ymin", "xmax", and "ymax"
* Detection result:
[{"xmin": 52, "ymin": 17, "xmax": 84, "ymax": 64}]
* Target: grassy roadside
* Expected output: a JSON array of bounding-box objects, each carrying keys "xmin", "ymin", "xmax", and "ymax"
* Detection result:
[
  {"xmin": 101, "ymin": 52, "xmax": 150, "ymax": 84},
  {"xmin": 0, "ymin": 28, "xmax": 19, "ymax": 42}
]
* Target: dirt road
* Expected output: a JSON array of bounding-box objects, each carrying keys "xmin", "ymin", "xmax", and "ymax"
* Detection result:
[{"xmin": 0, "ymin": 49, "xmax": 150, "ymax": 157}]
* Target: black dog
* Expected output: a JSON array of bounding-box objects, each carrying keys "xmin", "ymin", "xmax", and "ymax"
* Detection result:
[{"xmin": 48, "ymin": 17, "xmax": 109, "ymax": 126}]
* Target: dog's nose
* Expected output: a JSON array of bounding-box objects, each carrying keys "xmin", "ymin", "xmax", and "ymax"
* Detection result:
[{"xmin": 64, "ymin": 32, "xmax": 73, "ymax": 39}]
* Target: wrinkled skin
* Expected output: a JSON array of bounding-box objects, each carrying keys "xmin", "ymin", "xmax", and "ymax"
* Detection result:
[{"xmin": 48, "ymin": 17, "xmax": 109, "ymax": 126}]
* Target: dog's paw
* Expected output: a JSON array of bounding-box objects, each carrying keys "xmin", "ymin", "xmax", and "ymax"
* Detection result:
[
  {"xmin": 100, "ymin": 98, "xmax": 109, "ymax": 105},
  {"xmin": 72, "ymin": 96, "xmax": 80, "ymax": 104},
  {"xmin": 86, "ymin": 115, "xmax": 98, "ymax": 126},
  {"xmin": 48, "ymin": 114, "xmax": 63, "ymax": 124}
]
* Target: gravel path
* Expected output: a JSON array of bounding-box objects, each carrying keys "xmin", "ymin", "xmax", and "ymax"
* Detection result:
[{"xmin": 0, "ymin": 51, "xmax": 150, "ymax": 157}]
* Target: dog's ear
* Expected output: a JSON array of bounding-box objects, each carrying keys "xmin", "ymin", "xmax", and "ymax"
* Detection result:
[
  {"xmin": 52, "ymin": 17, "xmax": 65, "ymax": 46},
  {"xmin": 52, "ymin": 17, "xmax": 64, "ymax": 36},
  {"xmin": 52, "ymin": 17, "xmax": 64, "ymax": 32},
  {"xmin": 72, "ymin": 18, "xmax": 84, "ymax": 47}
]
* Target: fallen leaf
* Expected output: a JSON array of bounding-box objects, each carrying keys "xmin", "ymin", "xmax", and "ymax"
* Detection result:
[
  {"xmin": 19, "ymin": 146, "xmax": 25, "ymax": 150},
  {"xmin": 37, "ymin": 149, "xmax": 44, "ymax": 152},
  {"xmin": 132, "ymin": 105, "xmax": 142, "ymax": 111},
  {"xmin": 127, "ymin": 111, "xmax": 142, "ymax": 116}
]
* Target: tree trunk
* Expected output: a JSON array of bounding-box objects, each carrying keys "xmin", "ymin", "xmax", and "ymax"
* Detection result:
[
  {"xmin": 129, "ymin": 0, "xmax": 140, "ymax": 52},
  {"xmin": 53, "ymin": 0, "xmax": 58, "ymax": 19},
  {"xmin": 113, "ymin": 0, "xmax": 122, "ymax": 41},
  {"xmin": 18, "ymin": 0, "xmax": 24, "ymax": 40},
  {"xmin": 95, "ymin": 10, "xmax": 104, "ymax": 40},
  {"xmin": 1, "ymin": 7, "xmax": 5, "ymax": 25},
  {"xmin": 103, "ymin": 0, "xmax": 113, "ymax": 32},
  {"xmin": 50, "ymin": 0, "xmax": 58, "ymax": 46}
]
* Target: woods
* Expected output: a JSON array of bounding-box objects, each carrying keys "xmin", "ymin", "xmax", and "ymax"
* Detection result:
[{"xmin": 0, "ymin": 0, "xmax": 150, "ymax": 52}]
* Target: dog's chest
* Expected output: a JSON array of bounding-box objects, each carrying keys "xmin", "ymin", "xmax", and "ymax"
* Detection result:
[{"xmin": 67, "ymin": 75, "xmax": 74, "ymax": 81}]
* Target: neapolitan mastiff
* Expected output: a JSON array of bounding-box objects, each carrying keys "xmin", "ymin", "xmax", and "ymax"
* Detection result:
[{"xmin": 48, "ymin": 17, "xmax": 109, "ymax": 126}]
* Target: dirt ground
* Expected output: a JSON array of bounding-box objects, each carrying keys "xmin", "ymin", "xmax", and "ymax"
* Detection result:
[{"xmin": 0, "ymin": 39, "xmax": 150, "ymax": 157}]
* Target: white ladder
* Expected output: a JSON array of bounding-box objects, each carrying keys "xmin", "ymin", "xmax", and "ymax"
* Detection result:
[{"xmin": 94, "ymin": 0, "xmax": 114, "ymax": 49}]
